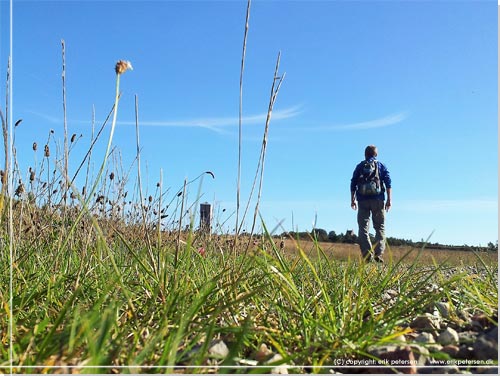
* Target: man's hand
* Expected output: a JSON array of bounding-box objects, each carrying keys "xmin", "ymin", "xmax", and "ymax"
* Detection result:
[
  {"xmin": 351, "ymin": 200, "xmax": 357, "ymax": 210},
  {"xmin": 385, "ymin": 199, "xmax": 392, "ymax": 212}
]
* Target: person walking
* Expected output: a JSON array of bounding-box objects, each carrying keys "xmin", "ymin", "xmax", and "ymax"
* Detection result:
[{"xmin": 350, "ymin": 145, "xmax": 392, "ymax": 262}]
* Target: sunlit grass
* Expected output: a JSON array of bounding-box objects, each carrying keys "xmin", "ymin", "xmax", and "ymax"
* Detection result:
[{"xmin": 1, "ymin": 219, "xmax": 497, "ymax": 373}]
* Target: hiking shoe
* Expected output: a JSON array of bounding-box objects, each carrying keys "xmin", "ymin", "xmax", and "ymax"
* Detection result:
[{"xmin": 374, "ymin": 256, "xmax": 384, "ymax": 263}]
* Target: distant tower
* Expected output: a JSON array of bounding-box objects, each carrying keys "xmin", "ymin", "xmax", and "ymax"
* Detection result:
[{"xmin": 200, "ymin": 202, "xmax": 212, "ymax": 232}]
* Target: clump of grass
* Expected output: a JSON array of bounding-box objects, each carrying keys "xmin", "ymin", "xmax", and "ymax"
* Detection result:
[{"xmin": 3, "ymin": 219, "xmax": 496, "ymax": 373}]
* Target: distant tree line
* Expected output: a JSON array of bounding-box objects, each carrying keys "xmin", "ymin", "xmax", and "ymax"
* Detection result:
[{"xmin": 281, "ymin": 229, "xmax": 498, "ymax": 253}]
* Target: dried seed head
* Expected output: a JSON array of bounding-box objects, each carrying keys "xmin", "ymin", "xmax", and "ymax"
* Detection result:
[
  {"xmin": 70, "ymin": 191, "xmax": 76, "ymax": 200},
  {"xmin": 15, "ymin": 119, "xmax": 23, "ymax": 127},
  {"xmin": 0, "ymin": 170, "xmax": 5, "ymax": 185},
  {"xmin": 148, "ymin": 195, "xmax": 153, "ymax": 203},
  {"xmin": 44, "ymin": 145, "xmax": 50, "ymax": 157},
  {"xmin": 32, "ymin": 142, "xmax": 38, "ymax": 151},
  {"xmin": 29, "ymin": 170, "xmax": 36, "ymax": 182},
  {"xmin": 109, "ymin": 172, "xmax": 115, "ymax": 180},
  {"xmin": 15, "ymin": 184, "xmax": 25, "ymax": 196},
  {"xmin": 115, "ymin": 60, "xmax": 133, "ymax": 75},
  {"xmin": 82, "ymin": 186, "xmax": 86, "ymax": 196},
  {"xmin": 71, "ymin": 133, "xmax": 76, "ymax": 143}
]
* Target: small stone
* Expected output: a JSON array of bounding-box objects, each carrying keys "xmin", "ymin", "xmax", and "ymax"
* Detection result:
[
  {"xmin": 457, "ymin": 309, "xmax": 472, "ymax": 322},
  {"xmin": 441, "ymin": 345, "xmax": 460, "ymax": 357},
  {"xmin": 386, "ymin": 289, "xmax": 399, "ymax": 297},
  {"xmin": 471, "ymin": 320, "xmax": 485, "ymax": 332},
  {"xmin": 435, "ymin": 302, "xmax": 451, "ymax": 319},
  {"xmin": 427, "ymin": 283, "xmax": 439, "ymax": 292},
  {"xmin": 471, "ymin": 314, "xmax": 493, "ymax": 330},
  {"xmin": 428, "ymin": 344, "xmax": 444, "ymax": 353},
  {"xmin": 367, "ymin": 345, "xmax": 398, "ymax": 358},
  {"xmin": 411, "ymin": 314, "xmax": 441, "ymax": 331},
  {"xmin": 409, "ymin": 344, "xmax": 430, "ymax": 366},
  {"xmin": 438, "ymin": 327, "xmax": 459, "ymax": 346},
  {"xmin": 484, "ymin": 326, "xmax": 498, "ymax": 341},
  {"xmin": 237, "ymin": 358, "xmax": 258, "ymax": 366},
  {"xmin": 458, "ymin": 331, "xmax": 478, "ymax": 345},
  {"xmin": 208, "ymin": 339, "xmax": 229, "ymax": 359},
  {"xmin": 376, "ymin": 346, "xmax": 417, "ymax": 374},
  {"xmin": 383, "ymin": 292, "xmax": 393, "ymax": 301},
  {"xmin": 415, "ymin": 332, "xmax": 436, "ymax": 344},
  {"xmin": 456, "ymin": 345, "xmax": 474, "ymax": 359},
  {"xmin": 265, "ymin": 353, "xmax": 288, "ymax": 374},
  {"xmin": 255, "ymin": 343, "xmax": 273, "ymax": 362},
  {"xmin": 473, "ymin": 333, "xmax": 498, "ymax": 360},
  {"xmin": 393, "ymin": 334, "xmax": 407, "ymax": 343}
]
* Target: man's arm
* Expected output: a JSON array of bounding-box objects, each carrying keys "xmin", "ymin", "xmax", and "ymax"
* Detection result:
[
  {"xmin": 380, "ymin": 162, "xmax": 392, "ymax": 211},
  {"xmin": 350, "ymin": 165, "xmax": 359, "ymax": 210},
  {"xmin": 385, "ymin": 187, "xmax": 392, "ymax": 211}
]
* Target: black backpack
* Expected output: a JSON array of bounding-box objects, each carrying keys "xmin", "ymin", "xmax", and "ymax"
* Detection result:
[{"xmin": 357, "ymin": 159, "xmax": 382, "ymax": 196}]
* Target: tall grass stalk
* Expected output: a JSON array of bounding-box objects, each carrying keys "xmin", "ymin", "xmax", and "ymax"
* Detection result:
[
  {"xmin": 176, "ymin": 178, "xmax": 188, "ymax": 268},
  {"xmin": 5, "ymin": 53, "xmax": 14, "ymax": 374},
  {"xmin": 0, "ymin": 57, "xmax": 11, "ymax": 220},
  {"xmin": 61, "ymin": 39, "xmax": 68, "ymax": 207},
  {"xmin": 0, "ymin": 108, "xmax": 7, "ymax": 218},
  {"xmin": 84, "ymin": 104, "xmax": 95, "ymax": 199},
  {"xmin": 61, "ymin": 61, "xmax": 132, "ymax": 247},
  {"xmin": 70, "ymin": 102, "xmax": 114, "ymax": 189},
  {"xmin": 247, "ymin": 52, "xmax": 285, "ymax": 243},
  {"xmin": 235, "ymin": 0, "xmax": 251, "ymax": 252},
  {"xmin": 157, "ymin": 168, "xmax": 163, "ymax": 249},
  {"xmin": 134, "ymin": 93, "xmax": 157, "ymax": 276}
]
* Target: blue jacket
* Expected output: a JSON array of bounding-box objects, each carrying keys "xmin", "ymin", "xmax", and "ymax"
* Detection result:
[{"xmin": 350, "ymin": 157, "xmax": 391, "ymax": 201}]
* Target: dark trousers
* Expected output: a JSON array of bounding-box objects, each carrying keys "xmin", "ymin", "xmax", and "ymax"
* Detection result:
[{"xmin": 357, "ymin": 199, "xmax": 386, "ymax": 258}]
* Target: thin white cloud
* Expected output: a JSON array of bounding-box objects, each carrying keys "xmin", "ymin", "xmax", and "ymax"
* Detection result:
[
  {"xmin": 27, "ymin": 105, "xmax": 303, "ymax": 134},
  {"xmin": 119, "ymin": 105, "xmax": 302, "ymax": 130},
  {"xmin": 26, "ymin": 110, "xmax": 62, "ymax": 124},
  {"xmin": 301, "ymin": 111, "xmax": 408, "ymax": 132}
]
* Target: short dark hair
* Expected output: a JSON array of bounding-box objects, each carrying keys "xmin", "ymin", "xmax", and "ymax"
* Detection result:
[{"xmin": 365, "ymin": 145, "xmax": 378, "ymax": 159}]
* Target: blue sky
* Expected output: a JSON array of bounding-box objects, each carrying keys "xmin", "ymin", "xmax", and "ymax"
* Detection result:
[{"xmin": 1, "ymin": 0, "xmax": 497, "ymax": 246}]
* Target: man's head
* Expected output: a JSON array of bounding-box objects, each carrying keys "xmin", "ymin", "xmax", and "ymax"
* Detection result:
[{"xmin": 365, "ymin": 145, "xmax": 378, "ymax": 159}]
